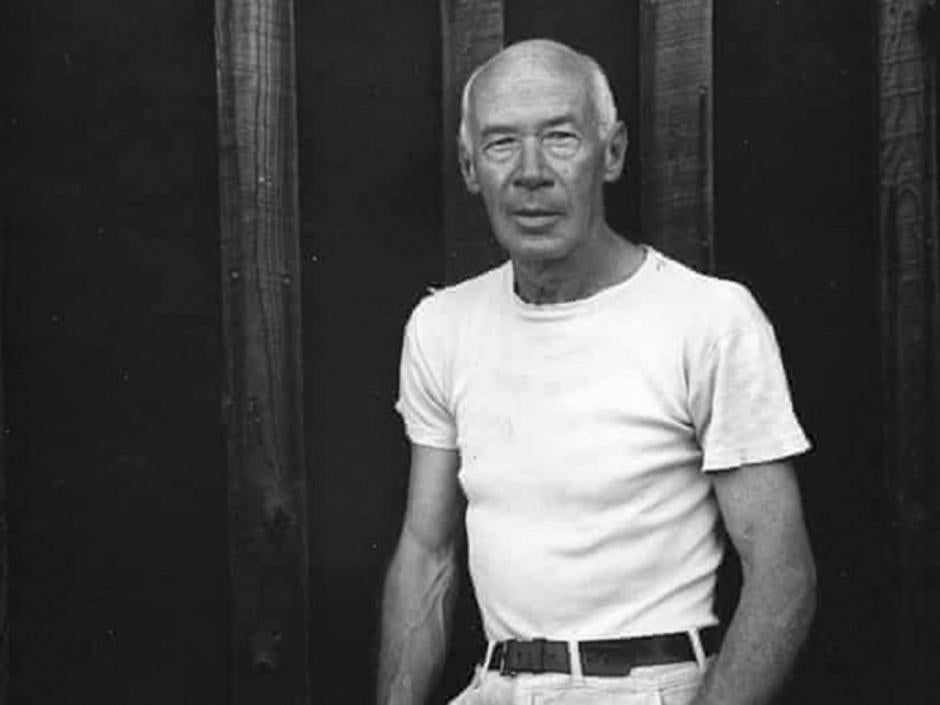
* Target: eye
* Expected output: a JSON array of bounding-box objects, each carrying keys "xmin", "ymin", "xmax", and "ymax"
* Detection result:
[
  {"xmin": 542, "ymin": 130, "xmax": 581, "ymax": 157},
  {"xmin": 481, "ymin": 136, "xmax": 518, "ymax": 161}
]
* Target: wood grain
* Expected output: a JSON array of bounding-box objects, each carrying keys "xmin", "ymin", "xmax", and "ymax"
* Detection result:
[
  {"xmin": 877, "ymin": 1, "xmax": 940, "ymax": 698},
  {"xmin": 440, "ymin": 0, "xmax": 505, "ymax": 283},
  {"xmin": 214, "ymin": 1, "xmax": 310, "ymax": 702},
  {"xmin": 0, "ymin": 215, "xmax": 7, "ymax": 704},
  {"xmin": 639, "ymin": 0, "xmax": 714, "ymax": 271}
]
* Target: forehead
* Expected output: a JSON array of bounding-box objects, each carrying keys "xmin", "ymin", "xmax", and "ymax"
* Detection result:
[{"xmin": 470, "ymin": 53, "xmax": 593, "ymax": 130}]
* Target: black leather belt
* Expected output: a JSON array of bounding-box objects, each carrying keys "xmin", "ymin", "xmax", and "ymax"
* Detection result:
[{"xmin": 488, "ymin": 627, "xmax": 722, "ymax": 677}]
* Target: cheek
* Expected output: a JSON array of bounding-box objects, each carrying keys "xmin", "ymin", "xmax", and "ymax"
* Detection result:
[
  {"xmin": 568, "ymin": 166, "xmax": 605, "ymax": 204},
  {"xmin": 547, "ymin": 159, "xmax": 592, "ymax": 192},
  {"xmin": 480, "ymin": 183, "xmax": 507, "ymax": 213},
  {"xmin": 477, "ymin": 168, "xmax": 509, "ymax": 198}
]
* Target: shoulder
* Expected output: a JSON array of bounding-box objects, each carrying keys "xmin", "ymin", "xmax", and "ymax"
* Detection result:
[
  {"xmin": 644, "ymin": 249, "xmax": 770, "ymax": 340},
  {"xmin": 403, "ymin": 261, "xmax": 509, "ymax": 358},
  {"xmin": 408, "ymin": 261, "xmax": 508, "ymax": 329}
]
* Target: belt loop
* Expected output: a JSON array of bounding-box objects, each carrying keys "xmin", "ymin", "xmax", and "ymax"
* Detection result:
[
  {"xmin": 481, "ymin": 640, "xmax": 497, "ymax": 672},
  {"xmin": 476, "ymin": 641, "xmax": 497, "ymax": 687},
  {"xmin": 687, "ymin": 629, "xmax": 706, "ymax": 671},
  {"xmin": 567, "ymin": 640, "xmax": 585, "ymax": 683}
]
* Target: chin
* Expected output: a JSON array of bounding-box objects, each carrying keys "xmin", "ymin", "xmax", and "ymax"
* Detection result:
[
  {"xmin": 493, "ymin": 224, "xmax": 567, "ymax": 257},
  {"xmin": 498, "ymin": 234, "xmax": 574, "ymax": 264}
]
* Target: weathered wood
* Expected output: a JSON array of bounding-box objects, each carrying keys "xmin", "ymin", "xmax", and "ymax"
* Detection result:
[
  {"xmin": 0, "ymin": 230, "xmax": 7, "ymax": 705},
  {"xmin": 639, "ymin": 0, "xmax": 714, "ymax": 271},
  {"xmin": 877, "ymin": 0, "xmax": 940, "ymax": 698},
  {"xmin": 214, "ymin": 1, "xmax": 310, "ymax": 702},
  {"xmin": 441, "ymin": 0, "xmax": 505, "ymax": 283}
]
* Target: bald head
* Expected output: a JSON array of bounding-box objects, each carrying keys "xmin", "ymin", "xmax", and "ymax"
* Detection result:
[{"xmin": 459, "ymin": 39, "xmax": 618, "ymax": 152}]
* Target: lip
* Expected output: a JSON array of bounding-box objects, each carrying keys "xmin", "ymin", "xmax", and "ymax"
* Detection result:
[
  {"xmin": 512, "ymin": 205, "xmax": 561, "ymax": 215},
  {"xmin": 510, "ymin": 209, "xmax": 563, "ymax": 230},
  {"xmin": 512, "ymin": 210, "xmax": 561, "ymax": 231}
]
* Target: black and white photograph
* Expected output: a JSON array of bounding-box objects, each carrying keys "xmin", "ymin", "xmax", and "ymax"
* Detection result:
[{"xmin": 2, "ymin": 1, "xmax": 937, "ymax": 704}]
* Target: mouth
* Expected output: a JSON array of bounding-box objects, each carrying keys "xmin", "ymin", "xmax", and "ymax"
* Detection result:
[{"xmin": 510, "ymin": 209, "xmax": 563, "ymax": 230}]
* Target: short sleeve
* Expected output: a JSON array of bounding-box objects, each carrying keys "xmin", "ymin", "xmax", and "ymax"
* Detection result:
[
  {"xmin": 688, "ymin": 287, "xmax": 811, "ymax": 471},
  {"xmin": 394, "ymin": 301, "xmax": 458, "ymax": 449}
]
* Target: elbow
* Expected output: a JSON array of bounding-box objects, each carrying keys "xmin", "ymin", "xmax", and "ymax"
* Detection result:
[{"xmin": 742, "ymin": 547, "xmax": 818, "ymax": 637}]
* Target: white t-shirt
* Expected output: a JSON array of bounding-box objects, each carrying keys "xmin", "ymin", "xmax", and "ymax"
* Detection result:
[{"xmin": 396, "ymin": 247, "xmax": 810, "ymax": 641}]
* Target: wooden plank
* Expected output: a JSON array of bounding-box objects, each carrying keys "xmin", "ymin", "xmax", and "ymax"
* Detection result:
[
  {"xmin": 877, "ymin": 0, "xmax": 940, "ymax": 698},
  {"xmin": 214, "ymin": 1, "xmax": 310, "ymax": 702},
  {"xmin": 0, "ymin": 232, "xmax": 7, "ymax": 704},
  {"xmin": 440, "ymin": 0, "xmax": 505, "ymax": 284},
  {"xmin": 638, "ymin": 0, "xmax": 714, "ymax": 271}
]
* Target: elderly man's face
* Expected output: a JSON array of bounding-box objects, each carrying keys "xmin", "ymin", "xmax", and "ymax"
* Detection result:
[{"xmin": 461, "ymin": 54, "xmax": 624, "ymax": 264}]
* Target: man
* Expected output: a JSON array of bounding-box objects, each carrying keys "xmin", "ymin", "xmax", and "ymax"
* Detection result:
[{"xmin": 378, "ymin": 39, "xmax": 815, "ymax": 705}]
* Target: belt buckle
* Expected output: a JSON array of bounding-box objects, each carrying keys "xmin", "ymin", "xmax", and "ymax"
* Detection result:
[{"xmin": 501, "ymin": 638, "xmax": 548, "ymax": 676}]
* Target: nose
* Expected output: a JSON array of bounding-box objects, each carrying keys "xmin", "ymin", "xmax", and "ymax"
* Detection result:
[{"xmin": 512, "ymin": 138, "xmax": 552, "ymax": 190}]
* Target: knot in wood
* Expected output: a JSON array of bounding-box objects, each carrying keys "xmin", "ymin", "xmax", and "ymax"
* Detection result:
[
  {"xmin": 250, "ymin": 627, "xmax": 283, "ymax": 673},
  {"xmin": 264, "ymin": 503, "xmax": 292, "ymax": 541}
]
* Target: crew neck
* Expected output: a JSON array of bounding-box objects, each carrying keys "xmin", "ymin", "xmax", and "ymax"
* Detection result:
[{"xmin": 506, "ymin": 245, "xmax": 655, "ymax": 320}]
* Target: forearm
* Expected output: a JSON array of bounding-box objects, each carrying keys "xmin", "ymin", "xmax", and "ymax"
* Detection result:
[
  {"xmin": 377, "ymin": 532, "xmax": 459, "ymax": 705},
  {"xmin": 693, "ymin": 562, "xmax": 816, "ymax": 705}
]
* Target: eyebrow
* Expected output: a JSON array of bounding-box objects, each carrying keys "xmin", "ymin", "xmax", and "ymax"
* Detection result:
[{"xmin": 478, "ymin": 114, "xmax": 581, "ymax": 140}]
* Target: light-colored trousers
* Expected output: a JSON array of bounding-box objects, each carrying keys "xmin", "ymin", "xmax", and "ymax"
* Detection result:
[{"xmin": 449, "ymin": 643, "xmax": 711, "ymax": 705}]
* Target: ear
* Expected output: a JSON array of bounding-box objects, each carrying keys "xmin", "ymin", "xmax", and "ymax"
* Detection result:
[
  {"xmin": 603, "ymin": 122, "xmax": 628, "ymax": 183},
  {"xmin": 458, "ymin": 138, "xmax": 481, "ymax": 194}
]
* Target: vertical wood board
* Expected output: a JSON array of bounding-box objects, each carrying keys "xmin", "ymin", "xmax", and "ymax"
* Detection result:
[
  {"xmin": 877, "ymin": 0, "xmax": 940, "ymax": 696},
  {"xmin": 639, "ymin": 0, "xmax": 714, "ymax": 271},
  {"xmin": 0, "ymin": 231, "xmax": 7, "ymax": 705},
  {"xmin": 214, "ymin": 1, "xmax": 310, "ymax": 702},
  {"xmin": 441, "ymin": 0, "xmax": 506, "ymax": 283}
]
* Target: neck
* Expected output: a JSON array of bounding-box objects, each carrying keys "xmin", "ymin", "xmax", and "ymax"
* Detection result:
[{"xmin": 512, "ymin": 227, "xmax": 645, "ymax": 304}]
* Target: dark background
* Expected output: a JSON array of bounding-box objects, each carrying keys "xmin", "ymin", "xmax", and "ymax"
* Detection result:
[
  {"xmin": 3, "ymin": 1, "xmax": 901, "ymax": 704},
  {"xmin": 3, "ymin": 1, "xmax": 229, "ymax": 703}
]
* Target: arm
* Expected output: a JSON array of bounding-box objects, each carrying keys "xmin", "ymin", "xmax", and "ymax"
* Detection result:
[
  {"xmin": 377, "ymin": 443, "xmax": 463, "ymax": 705},
  {"xmin": 692, "ymin": 459, "xmax": 816, "ymax": 705}
]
